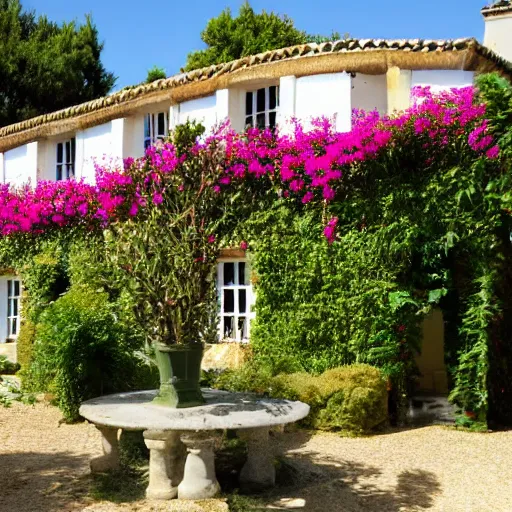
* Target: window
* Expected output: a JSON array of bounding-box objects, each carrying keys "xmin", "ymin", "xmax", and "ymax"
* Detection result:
[
  {"xmin": 217, "ymin": 260, "xmax": 254, "ymax": 342},
  {"xmin": 56, "ymin": 138, "xmax": 76, "ymax": 181},
  {"xmin": 7, "ymin": 279, "xmax": 21, "ymax": 339},
  {"xmin": 144, "ymin": 112, "xmax": 169, "ymax": 149},
  {"xmin": 245, "ymin": 86, "xmax": 279, "ymax": 130}
]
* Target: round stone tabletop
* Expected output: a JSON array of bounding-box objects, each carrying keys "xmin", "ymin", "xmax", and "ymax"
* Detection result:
[{"xmin": 79, "ymin": 389, "xmax": 310, "ymax": 431}]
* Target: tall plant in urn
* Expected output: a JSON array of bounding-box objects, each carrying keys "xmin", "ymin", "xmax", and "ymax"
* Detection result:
[{"xmin": 105, "ymin": 122, "xmax": 261, "ymax": 407}]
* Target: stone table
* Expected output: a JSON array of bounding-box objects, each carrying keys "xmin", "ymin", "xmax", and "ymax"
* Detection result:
[{"xmin": 79, "ymin": 389, "xmax": 309, "ymax": 500}]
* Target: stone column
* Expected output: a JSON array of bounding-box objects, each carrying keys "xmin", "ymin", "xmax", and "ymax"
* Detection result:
[
  {"xmin": 144, "ymin": 430, "xmax": 185, "ymax": 500},
  {"xmin": 90, "ymin": 426, "xmax": 120, "ymax": 473},
  {"xmin": 178, "ymin": 432, "xmax": 220, "ymax": 500},
  {"xmin": 238, "ymin": 427, "xmax": 275, "ymax": 491}
]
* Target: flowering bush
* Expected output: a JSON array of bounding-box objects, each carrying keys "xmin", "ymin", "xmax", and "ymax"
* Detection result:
[{"xmin": 0, "ymin": 85, "xmax": 499, "ymax": 242}]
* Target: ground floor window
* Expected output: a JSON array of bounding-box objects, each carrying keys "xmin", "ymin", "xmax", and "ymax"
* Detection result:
[
  {"xmin": 7, "ymin": 279, "xmax": 21, "ymax": 339},
  {"xmin": 217, "ymin": 260, "xmax": 254, "ymax": 342}
]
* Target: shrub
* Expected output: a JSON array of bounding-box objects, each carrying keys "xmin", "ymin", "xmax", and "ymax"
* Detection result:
[
  {"xmin": 17, "ymin": 317, "xmax": 36, "ymax": 372},
  {"xmin": 24, "ymin": 284, "xmax": 154, "ymax": 421},
  {"xmin": 216, "ymin": 363, "xmax": 387, "ymax": 435},
  {"xmin": 0, "ymin": 355, "xmax": 19, "ymax": 375}
]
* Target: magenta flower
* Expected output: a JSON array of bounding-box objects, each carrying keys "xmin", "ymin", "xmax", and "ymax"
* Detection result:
[{"xmin": 240, "ymin": 240, "xmax": 248, "ymax": 250}]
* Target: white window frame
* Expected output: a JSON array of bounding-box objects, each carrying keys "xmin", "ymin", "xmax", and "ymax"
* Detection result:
[
  {"xmin": 7, "ymin": 279, "xmax": 21, "ymax": 340},
  {"xmin": 56, "ymin": 138, "xmax": 76, "ymax": 181},
  {"xmin": 144, "ymin": 112, "xmax": 169, "ymax": 149},
  {"xmin": 217, "ymin": 259, "xmax": 255, "ymax": 343},
  {"xmin": 245, "ymin": 86, "xmax": 279, "ymax": 130}
]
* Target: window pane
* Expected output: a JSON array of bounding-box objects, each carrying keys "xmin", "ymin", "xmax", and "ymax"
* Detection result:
[
  {"xmin": 257, "ymin": 88, "xmax": 265, "ymax": 113},
  {"xmin": 158, "ymin": 112, "xmax": 166, "ymax": 137},
  {"xmin": 12, "ymin": 318, "xmax": 17, "ymax": 336},
  {"xmin": 269, "ymin": 86, "xmax": 277, "ymax": 110},
  {"xmin": 65, "ymin": 141, "xmax": 71, "ymax": 163},
  {"xmin": 269, "ymin": 112, "xmax": 277, "ymax": 129},
  {"xmin": 238, "ymin": 289, "xmax": 247, "ymax": 313},
  {"xmin": 56, "ymin": 143, "xmax": 63, "ymax": 163},
  {"xmin": 71, "ymin": 138, "xmax": 76, "ymax": 163},
  {"xmin": 68, "ymin": 164, "xmax": 74, "ymax": 179},
  {"xmin": 56, "ymin": 165, "xmax": 63, "ymax": 181},
  {"xmin": 256, "ymin": 113, "xmax": 265, "ymax": 129},
  {"xmin": 7, "ymin": 319, "xmax": 11, "ymax": 337},
  {"xmin": 245, "ymin": 92, "xmax": 253, "ymax": 115},
  {"xmin": 7, "ymin": 299, "xmax": 11, "ymax": 317},
  {"xmin": 224, "ymin": 289, "xmax": 234, "ymax": 313},
  {"xmin": 224, "ymin": 316, "xmax": 234, "ymax": 338},
  {"xmin": 13, "ymin": 299, "xmax": 17, "ymax": 317},
  {"xmin": 245, "ymin": 116, "xmax": 253, "ymax": 128},
  {"xmin": 14, "ymin": 281, "xmax": 19, "ymax": 296},
  {"xmin": 7, "ymin": 280, "xmax": 11, "ymax": 297},
  {"xmin": 238, "ymin": 317, "xmax": 246, "ymax": 339},
  {"xmin": 238, "ymin": 262, "xmax": 246, "ymax": 285},
  {"xmin": 223, "ymin": 263, "xmax": 234, "ymax": 285},
  {"xmin": 144, "ymin": 115, "xmax": 151, "ymax": 138}
]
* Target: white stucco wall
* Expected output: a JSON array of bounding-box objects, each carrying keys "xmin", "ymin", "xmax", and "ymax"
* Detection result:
[
  {"xmin": 177, "ymin": 95, "xmax": 218, "ymax": 133},
  {"xmin": 3, "ymin": 142, "xmax": 38, "ymax": 187},
  {"xmin": 76, "ymin": 120, "xmax": 124, "ymax": 183},
  {"xmin": 295, "ymin": 72, "xmax": 352, "ymax": 132},
  {"xmin": 352, "ymin": 74, "xmax": 388, "ymax": 114},
  {"xmin": 411, "ymin": 70, "xmax": 475, "ymax": 93},
  {"xmin": 37, "ymin": 140, "xmax": 57, "ymax": 181},
  {"xmin": 123, "ymin": 115, "xmax": 146, "ymax": 159},
  {"xmin": 484, "ymin": 14, "xmax": 512, "ymax": 63}
]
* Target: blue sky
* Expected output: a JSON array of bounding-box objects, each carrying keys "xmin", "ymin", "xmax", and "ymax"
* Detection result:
[{"xmin": 25, "ymin": 0, "xmax": 488, "ymax": 90}]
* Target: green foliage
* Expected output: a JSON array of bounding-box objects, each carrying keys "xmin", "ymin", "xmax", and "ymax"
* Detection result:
[
  {"xmin": 0, "ymin": 355, "xmax": 18, "ymax": 374},
  {"xmin": 145, "ymin": 66, "xmax": 166, "ymax": 83},
  {"xmin": 216, "ymin": 363, "xmax": 387, "ymax": 434},
  {"xmin": 23, "ymin": 284, "xmax": 149, "ymax": 421},
  {"xmin": 105, "ymin": 121, "xmax": 263, "ymax": 347},
  {"xmin": 183, "ymin": 2, "xmax": 308, "ymax": 71},
  {"xmin": 0, "ymin": 0, "xmax": 115, "ymax": 126},
  {"xmin": 244, "ymin": 205, "xmax": 421, "ymax": 387}
]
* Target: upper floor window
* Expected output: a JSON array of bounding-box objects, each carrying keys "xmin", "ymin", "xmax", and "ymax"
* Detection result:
[
  {"xmin": 145, "ymin": 112, "xmax": 169, "ymax": 149},
  {"xmin": 56, "ymin": 138, "xmax": 76, "ymax": 181},
  {"xmin": 245, "ymin": 86, "xmax": 279, "ymax": 130},
  {"xmin": 217, "ymin": 260, "xmax": 254, "ymax": 342},
  {"xmin": 7, "ymin": 279, "xmax": 21, "ymax": 339}
]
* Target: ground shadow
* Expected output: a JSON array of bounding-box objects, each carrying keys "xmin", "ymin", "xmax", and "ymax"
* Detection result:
[
  {"xmin": 251, "ymin": 436, "xmax": 442, "ymax": 512},
  {"xmin": 0, "ymin": 451, "xmax": 91, "ymax": 512}
]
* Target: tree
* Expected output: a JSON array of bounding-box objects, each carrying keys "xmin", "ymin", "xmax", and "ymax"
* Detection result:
[
  {"xmin": 146, "ymin": 66, "xmax": 166, "ymax": 83},
  {"xmin": 183, "ymin": 2, "xmax": 309, "ymax": 71},
  {"xmin": 0, "ymin": 0, "xmax": 115, "ymax": 127}
]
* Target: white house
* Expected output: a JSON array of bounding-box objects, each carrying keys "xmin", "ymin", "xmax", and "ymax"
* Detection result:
[{"xmin": 0, "ymin": 2, "xmax": 511, "ymax": 367}]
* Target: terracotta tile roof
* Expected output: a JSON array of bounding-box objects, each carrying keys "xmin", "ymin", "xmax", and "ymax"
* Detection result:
[
  {"xmin": 482, "ymin": 1, "xmax": 512, "ymax": 16},
  {"xmin": 0, "ymin": 38, "xmax": 510, "ymax": 146}
]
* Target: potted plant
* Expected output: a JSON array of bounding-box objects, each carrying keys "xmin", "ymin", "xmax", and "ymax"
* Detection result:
[{"xmin": 103, "ymin": 122, "xmax": 252, "ymax": 408}]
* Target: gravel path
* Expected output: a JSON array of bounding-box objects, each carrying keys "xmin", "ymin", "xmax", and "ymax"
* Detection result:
[{"xmin": 1, "ymin": 401, "xmax": 512, "ymax": 511}]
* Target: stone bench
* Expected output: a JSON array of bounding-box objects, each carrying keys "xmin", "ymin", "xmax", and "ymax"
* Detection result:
[{"xmin": 79, "ymin": 389, "xmax": 309, "ymax": 500}]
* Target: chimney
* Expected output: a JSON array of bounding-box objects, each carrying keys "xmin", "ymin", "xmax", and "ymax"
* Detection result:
[{"xmin": 482, "ymin": 1, "xmax": 512, "ymax": 62}]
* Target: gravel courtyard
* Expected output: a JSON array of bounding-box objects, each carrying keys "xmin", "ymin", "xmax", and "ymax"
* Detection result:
[{"xmin": 1, "ymin": 401, "xmax": 511, "ymax": 511}]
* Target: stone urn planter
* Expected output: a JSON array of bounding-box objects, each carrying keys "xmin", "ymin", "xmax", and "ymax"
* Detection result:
[{"xmin": 153, "ymin": 342, "xmax": 205, "ymax": 408}]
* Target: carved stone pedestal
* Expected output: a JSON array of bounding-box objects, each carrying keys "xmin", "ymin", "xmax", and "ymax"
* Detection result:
[
  {"xmin": 90, "ymin": 426, "xmax": 120, "ymax": 473},
  {"xmin": 178, "ymin": 432, "xmax": 220, "ymax": 500},
  {"xmin": 238, "ymin": 427, "xmax": 275, "ymax": 491},
  {"xmin": 144, "ymin": 430, "xmax": 186, "ymax": 500}
]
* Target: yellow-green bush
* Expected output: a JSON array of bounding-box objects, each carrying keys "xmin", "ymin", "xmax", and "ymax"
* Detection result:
[{"xmin": 216, "ymin": 363, "xmax": 387, "ymax": 435}]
